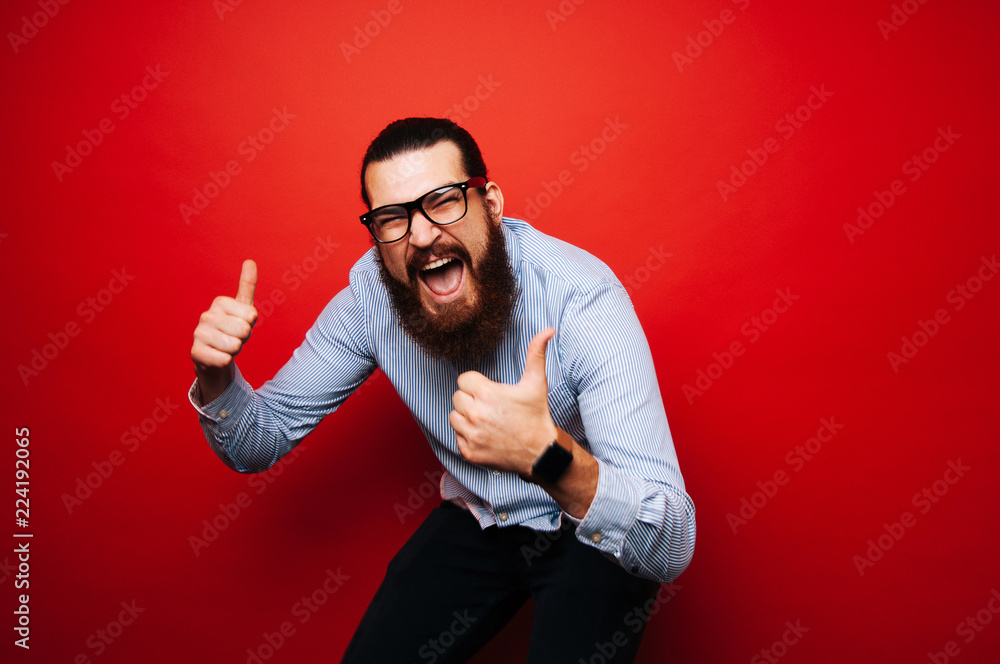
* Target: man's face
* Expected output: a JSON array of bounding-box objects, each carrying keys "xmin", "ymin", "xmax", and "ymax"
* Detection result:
[
  {"xmin": 366, "ymin": 141, "xmax": 499, "ymax": 315},
  {"xmin": 365, "ymin": 141, "xmax": 517, "ymax": 365}
]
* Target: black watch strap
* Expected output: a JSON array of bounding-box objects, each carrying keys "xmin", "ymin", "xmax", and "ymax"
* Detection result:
[{"xmin": 531, "ymin": 440, "xmax": 573, "ymax": 484}]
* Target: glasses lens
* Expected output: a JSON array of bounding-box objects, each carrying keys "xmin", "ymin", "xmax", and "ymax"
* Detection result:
[
  {"xmin": 422, "ymin": 185, "xmax": 467, "ymax": 224},
  {"xmin": 368, "ymin": 207, "xmax": 409, "ymax": 242}
]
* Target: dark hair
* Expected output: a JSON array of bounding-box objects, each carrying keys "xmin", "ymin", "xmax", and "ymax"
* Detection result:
[{"xmin": 360, "ymin": 118, "xmax": 488, "ymax": 208}]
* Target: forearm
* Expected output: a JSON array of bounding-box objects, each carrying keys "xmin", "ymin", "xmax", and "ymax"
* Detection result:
[{"xmin": 191, "ymin": 284, "xmax": 378, "ymax": 473}]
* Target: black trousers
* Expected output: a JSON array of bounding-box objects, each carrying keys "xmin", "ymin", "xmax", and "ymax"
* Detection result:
[{"xmin": 341, "ymin": 500, "xmax": 661, "ymax": 663}]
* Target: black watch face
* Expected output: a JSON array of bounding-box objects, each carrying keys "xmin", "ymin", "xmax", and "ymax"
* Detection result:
[{"xmin": 534, "ymin": 443, "xmax": 573, "ymax": 483}]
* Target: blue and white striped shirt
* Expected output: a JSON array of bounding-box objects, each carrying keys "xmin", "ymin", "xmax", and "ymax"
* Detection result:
[{"xmin": 188, "ymin": 217, "xmax": 695, "ymax": 583}]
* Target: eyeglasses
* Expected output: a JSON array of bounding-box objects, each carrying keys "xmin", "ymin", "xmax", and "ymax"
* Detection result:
[{"xmin": 360, "ymin": 177, "xmax": 487, "ymax": 244}]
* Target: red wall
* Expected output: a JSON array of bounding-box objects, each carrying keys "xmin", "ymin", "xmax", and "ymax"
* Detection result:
[{"xmin": 3, "ymin": 1, "xmax": 999, "ymax": 662}]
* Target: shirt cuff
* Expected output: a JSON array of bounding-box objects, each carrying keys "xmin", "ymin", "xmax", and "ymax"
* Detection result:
[
  {"xmin": 571, "ymin": 457, "xmax": 642, "ymax": 558},
  {"xmin": 187, "ymin": 365, "xmax": 253, "ymax": 434}
]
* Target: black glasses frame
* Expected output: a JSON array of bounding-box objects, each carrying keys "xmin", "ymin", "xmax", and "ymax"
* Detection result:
[{"xmin": 360, "ymin": 177, "xmax": 488, "ymax": 244}]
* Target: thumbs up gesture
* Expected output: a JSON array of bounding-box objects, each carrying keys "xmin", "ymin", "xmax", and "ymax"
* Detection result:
[
  {"xmin": 449, "ymin": 328, "xmax": 559, "ymax": 477},
  {"xmin": 191, "ymin": 260, "xmax": 259, "ymax": 404}
]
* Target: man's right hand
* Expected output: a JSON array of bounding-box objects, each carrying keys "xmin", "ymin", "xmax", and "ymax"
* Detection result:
[{"xmin": 191, "ymin": 259, "xmax": 258, "ymax": 405}]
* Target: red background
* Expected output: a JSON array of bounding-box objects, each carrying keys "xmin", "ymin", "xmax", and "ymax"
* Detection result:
[{"xmin": 3, "ymin": 0, "xmax": 999, "ymax": 662}]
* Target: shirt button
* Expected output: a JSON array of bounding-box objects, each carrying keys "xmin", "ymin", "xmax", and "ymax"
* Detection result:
[
  {"xmin": 590, "ymin": 532, "xmax": 602, "ymax": 543},
  {"xmin": 493, "ymin": 470, "xmax": 500, "ymax": 476},
  {"xmin": 219, "ymin": 410, "xmax": 228, "ymax": 420},
  {"xmin": 498, "ymin": 512, "xmax": 508, "ymax": 522}
]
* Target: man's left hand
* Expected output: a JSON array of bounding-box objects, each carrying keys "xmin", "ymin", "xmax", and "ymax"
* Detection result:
[{"xmin": 450, "ymin": 327, "xmax": 558, "ymax": 477}]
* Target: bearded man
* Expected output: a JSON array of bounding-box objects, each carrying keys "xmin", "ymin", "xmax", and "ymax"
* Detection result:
[{"xmin": 189, "ymin": 118, "xmax": 695, "ymax": 663}]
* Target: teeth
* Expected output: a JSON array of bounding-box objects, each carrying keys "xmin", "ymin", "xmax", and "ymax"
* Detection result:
[{"xmin": 421, "ymin": 257, "xmax": 454, "ymax": 271}]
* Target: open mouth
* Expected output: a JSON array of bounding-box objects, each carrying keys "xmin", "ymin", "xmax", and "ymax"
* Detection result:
[{"xmin": 418, "ymin": 256, "xmax": 466, "ymax": 303}]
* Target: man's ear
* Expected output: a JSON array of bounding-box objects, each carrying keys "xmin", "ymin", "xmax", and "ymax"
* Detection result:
[{"xmin": 483, "ymin": 181, "xmax": 504, "ymax": 221}]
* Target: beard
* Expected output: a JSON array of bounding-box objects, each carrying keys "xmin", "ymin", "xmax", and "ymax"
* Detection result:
[{"xmin": 375, "ymin": 209, "xmax": 519, "ymax": 367}]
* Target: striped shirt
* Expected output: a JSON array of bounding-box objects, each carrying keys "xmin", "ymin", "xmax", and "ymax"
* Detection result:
[{"xmin": 188, "ymin": 217, "xmax": 696, "ymax": 583}]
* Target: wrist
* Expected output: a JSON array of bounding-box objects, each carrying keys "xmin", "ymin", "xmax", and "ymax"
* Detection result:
[
  {"xmin": 525, "ymin": 428, "xmax": 598, "ymax": 520},
  {"xmin": 195, "ymin": 363, "xmax": 235, "ymax": 405},
  {"xmin": 526, "ymin": 426, "xmax": 574, "ymax": 485}
]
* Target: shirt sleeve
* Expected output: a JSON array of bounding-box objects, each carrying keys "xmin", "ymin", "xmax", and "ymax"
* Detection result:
[
  {"xmin": 557, "ymin": 282, "xmax": 696, "ymax": 583},
  {"xmin": 187, "ymin": 282, "xmax": 376, "ymax": 473}
]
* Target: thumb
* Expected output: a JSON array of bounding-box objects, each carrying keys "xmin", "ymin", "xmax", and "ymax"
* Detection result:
[
  {"xmin": 520, "ymin": 327, "xmax": 555, "ymax": 387},
  {"xmin": 236, "ymin": 259, "xmax": 257, "ymax": 305}
]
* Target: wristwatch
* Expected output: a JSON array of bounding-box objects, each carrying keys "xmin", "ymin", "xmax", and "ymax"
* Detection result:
[{"xmin": 531, "ymin": 440, "xmax": 573, "ymax": 484}]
